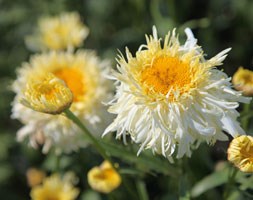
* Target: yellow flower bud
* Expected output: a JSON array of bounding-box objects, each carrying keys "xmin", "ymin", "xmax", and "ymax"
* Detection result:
[
  {"xmin": 21, "ymin": 73, "xmax": 73, "ymax": 114},
  {"xmin": 26, "ymin": 168, "xmax": 46, "ymax": 187},
  {"xmin": 227, "ymin": 135, "xmax": 253, "ymax": 172},
  {"xmin": 232, "ymin": 67, "xmax": 253, "ymax": 96},
  {"xmin": 88, "ymin": 161, "xmax": 121, "ymax": 193}
]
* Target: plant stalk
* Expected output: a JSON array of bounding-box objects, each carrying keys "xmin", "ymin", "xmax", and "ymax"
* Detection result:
[{"xmin": 64, "ymin": 109, "xmax": 113, "ymax": 165}]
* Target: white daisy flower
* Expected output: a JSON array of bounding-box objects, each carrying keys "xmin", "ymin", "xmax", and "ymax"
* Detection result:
[
  {"xmin": 103, "ymin": 26, "xmax": 251, "ymax": 161},
  {"xmin": 26, "ymin": 12, "xmax": 89, "ymax": 51},
  {"xmin": 12, "ymin": 50, "xmax": 112, "ymax": 154}
]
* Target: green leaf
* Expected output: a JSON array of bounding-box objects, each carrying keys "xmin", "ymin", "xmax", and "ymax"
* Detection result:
[
  {"xmin": 0, "ymin": 133, "xmax": 14, "ymax": 160},
  {"xmin": 191, "ymin": 167, "xmax": 229, "ymax": 198},
  {"xmin": 100, "ymin": 141, "xmax": 180, "ymax": 177},
  {"xmin": 226, "ymin": 190, "xmax": 241, "ymax": 200},
  {"xmin": 0, "ymin": 163, "xmax": 12, "ymax": 184},
  {"xmin": 42, "ymin": 152, "xmax": 61, "ymax": 172},
  {"xmin": 119, "ymin": 168, "xmax": 143, "ymax": 176},
  {"xmin": 80, "ymin": 190, "xmax": 101, "ymax": 200},
  {"xmin": 237, "ymin": 172, "xmax": 253, "ymax": 191}
]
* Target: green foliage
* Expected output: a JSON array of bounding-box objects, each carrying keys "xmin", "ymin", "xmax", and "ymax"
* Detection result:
[
  {"xmin": 191, "ymin": 165, "xmax": 229, "ymax": 198},
  {"xmin": 0, "ymin": 0, "xmax": 253, "ymax": 199}
]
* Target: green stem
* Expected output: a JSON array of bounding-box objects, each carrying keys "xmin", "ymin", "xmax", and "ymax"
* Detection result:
[
  {"xmin": 64, "ymin": 109, "xmax": 113, "ymax": 165},
  {"xmin": 241, "ymin": 103, "xmax": 251, "ymax": 130},
  {"xmin": 240, "ymin": 112, "xmax": 253, "ymax": 121},
  {"xmin": 178, "ymin": 157, "xmax": 190, "ymax": 200},
  {"xmin": 55, "ymin": 155, "xmax": 61, "ymax": 172},
  {"xmin": 136, "ymin": 179, "xmax": 149, "ymax": 200},
  {"xmin": 122, "ymin": 176, "xmax": 139, "ymax": 200},
  {"xmin": 223, "ymin": 167, "xmax": 238, "ymax": 199}
]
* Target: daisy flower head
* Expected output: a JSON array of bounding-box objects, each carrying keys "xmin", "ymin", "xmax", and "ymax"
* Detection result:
[
  {"xmin": 103, "ymin": 26, "xmax": 250, "ymax": 161},
  {"xmin": 26, "ymin": 12, "xmax": 89, "ymax": 51},
  {"xmin": 30, "ymin": 173, "xmax": 79, "ymax": 200},
  {"xmin": 12, "ymin": 50, "xmax": 112, "ymax": 154},
  {"xmin": 227, "ymin": 135, "xmax": 253, "ymax": 173},
  {"xmin": 88, "ymin": 161, "xmax": 121, "ymax": 193},
  {"xmin": 232, "ymin": 67, "xmax": 253, "ymax": 96}
]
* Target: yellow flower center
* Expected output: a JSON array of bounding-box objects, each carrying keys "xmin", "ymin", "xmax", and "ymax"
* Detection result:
[
  {"xmin": 140, "ymin": 56, "xmax": 193, "ymax": 96},
  {"xmin": 54, "ymin": 68, "xmax": 85, "ymax": 102}
]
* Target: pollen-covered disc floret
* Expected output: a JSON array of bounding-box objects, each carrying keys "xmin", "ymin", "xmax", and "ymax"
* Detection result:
[
  {"xmin": 103, "ymin": 27, "xmax": 250, "ymax": 161},
  {"xmin": 21, "ymin": 73, "xmax": 73, "ymax": 114},
  {"xmin": 26, "ymin": 12, "xmax": 89, "ymax": 51},
  {"xmin": 12, "ymin": 50, "xmax": 112, "ymax": 154},
  {"xmin": 227, "ymin": 135, "xmax": 253, "ymax": 172}
]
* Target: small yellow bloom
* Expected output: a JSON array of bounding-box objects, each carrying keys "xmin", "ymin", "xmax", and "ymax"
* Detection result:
[
  {"xmin": 21, "ymin": 73, "xmax": 73, "ymax": 114},
  {"xmin": 88, "ymin": 161, "xmax": 121, "ymax": 193},
  {"xmin": 232, "ymin": 67, "xmax": 253, "ymax": 96},
  {"xmin": 26, "ymin": 12, "xmax": 89, "ymax": 51},
  {"xmin": 227, "ymin": 135, "xmax": 253, "ymax": 172},
  {"xmin": 26, "ymin": 168, "xmax": 46, "ymax": 187},
  {"xmin": 31, "ymin": 173, "xmax": 79, "ymax": 200}
]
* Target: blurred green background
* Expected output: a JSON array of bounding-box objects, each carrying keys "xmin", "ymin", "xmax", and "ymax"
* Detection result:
[{"xmin": 0, "ymin": 0, "xmax": 252, "ymax": 199}]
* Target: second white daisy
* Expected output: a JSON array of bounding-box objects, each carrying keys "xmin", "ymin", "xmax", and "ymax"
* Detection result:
[{"xmin": 12, "ymin": 50, "xmax": 112, "ymax": 154}]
